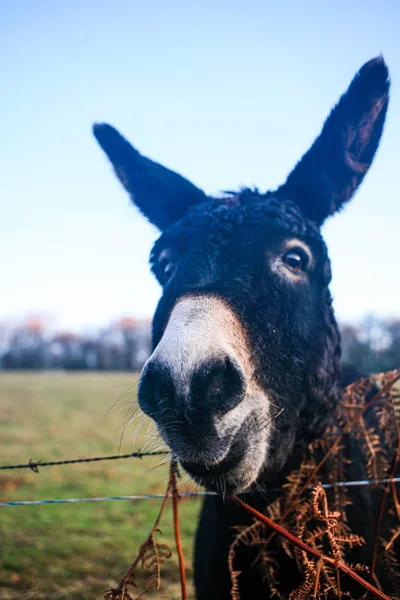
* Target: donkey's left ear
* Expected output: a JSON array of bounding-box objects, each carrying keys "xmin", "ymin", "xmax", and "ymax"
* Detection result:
[
  {"xmin": 275, "ymin": 57, "xmax": 390, "ymax": 226},
  {"xmin": 93, "ymin": 123, "xmax": 206, "ymax": 230}
]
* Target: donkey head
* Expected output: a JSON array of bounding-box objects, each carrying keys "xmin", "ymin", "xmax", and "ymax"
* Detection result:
[{"xmin": 94, "ymin": 58, "xmax": 389, "ymax": 494}]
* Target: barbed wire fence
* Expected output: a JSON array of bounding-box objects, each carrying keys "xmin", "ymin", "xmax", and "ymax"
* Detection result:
[
  {"xmin": 0, "ymin": 449, "xmax": 214, "ymax": 506},
  {"xmin": 2, "ymin": 449, "xmax": 400, "ymax": 507}
]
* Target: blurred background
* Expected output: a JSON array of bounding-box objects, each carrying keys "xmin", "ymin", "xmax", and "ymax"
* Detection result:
[{"xmin": 1, "ymin": 2, "xmax": 399, "ymax": 599}]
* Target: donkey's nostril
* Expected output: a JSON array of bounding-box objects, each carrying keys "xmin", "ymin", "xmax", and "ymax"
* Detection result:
[
  {"xmin": 138, "ymin": 361, "xmax": 174, "ymax": 418},
  {"xmin": 191, "ymin": 356, "xmax": 246, "ymax": 415}
]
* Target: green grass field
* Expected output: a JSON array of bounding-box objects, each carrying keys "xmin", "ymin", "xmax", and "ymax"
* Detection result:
[{"xmin": 0, "ymin": 372, "xmax": 202, "ymax": 599}]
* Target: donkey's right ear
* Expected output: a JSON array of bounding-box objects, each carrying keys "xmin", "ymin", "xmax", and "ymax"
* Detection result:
[{"xmin": 93, "ymin": 123, "xmax": 206, "ymax": 230}]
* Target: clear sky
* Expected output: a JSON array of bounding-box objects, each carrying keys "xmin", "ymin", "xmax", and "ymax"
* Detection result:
[{"xmin": 1, "ymin": 1, "xmax": 399, "ymax": 331}]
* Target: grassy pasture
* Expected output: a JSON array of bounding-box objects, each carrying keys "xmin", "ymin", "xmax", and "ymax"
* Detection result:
[{"xmin": 0, "ymin": 372, "xmax": 201, "ymax": 599}]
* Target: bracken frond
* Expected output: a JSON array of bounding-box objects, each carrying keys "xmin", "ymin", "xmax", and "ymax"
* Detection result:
[
  {"xmin": 229, "ymin": 369, "xmax": 400, "ymax": 599},
  {"xmin": 104, "ymin": 463, "xmax": 178, "ymax": 600}
]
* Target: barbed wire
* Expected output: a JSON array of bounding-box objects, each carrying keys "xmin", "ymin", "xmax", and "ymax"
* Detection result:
[
  {"xmin": 2, "ymin": 443, "xmax": 400, "ymax": 510},
  {"xmin": 0, "ymin": 450, "xmax": 170, "ymax": 472}
]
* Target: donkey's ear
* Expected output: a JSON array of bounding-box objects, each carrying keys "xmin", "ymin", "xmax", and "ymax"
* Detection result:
[
  {"xmin": 275, "ymin": 57, "xmax": 390, "ymax": 226},
  {"xmin": 93, "ymin": 123, "xmax": 206, "ymax": 230}
]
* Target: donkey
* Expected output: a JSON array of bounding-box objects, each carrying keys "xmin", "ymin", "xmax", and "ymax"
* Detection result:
[{"xmin": 94, "ymin": 57, "xmax": 392, "ymax": 599}]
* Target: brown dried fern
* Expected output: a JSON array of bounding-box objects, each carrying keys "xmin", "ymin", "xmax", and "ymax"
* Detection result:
[
  {"xmin": 233, "ymin": 495, "xmax": 391, "ymax": 600},
  {"xmin": 287, "ymin": 484, "xmax": 365, "ymax": 598},
  {"xmin": 230, "ymin": 368, "xmax": 400, "ymax": 599},
  {"xmin": 104, "ymin": 460, "xmax": 184, "ymax": 600},
  {"xmin": 370, "ymin": 370, "xmax": 400, "ymax": 591},
  {"xmin": 228, "ymin": 519, "xmax": 265, "ymax": 600}
]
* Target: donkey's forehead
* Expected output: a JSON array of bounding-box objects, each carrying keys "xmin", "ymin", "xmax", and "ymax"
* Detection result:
[{"xmin": 154, "ymin": 190, "xmax": 324, "ymax": 248}]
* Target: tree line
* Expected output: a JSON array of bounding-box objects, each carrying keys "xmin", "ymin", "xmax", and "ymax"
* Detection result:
[
  {"xmin": 0, "ymin": 315, "xmax": 399, "ymax": 375},
  {"xmin": 0, "ymin": 317, "xmax": 151, "ymax": 371},
  {"xmin": 340, "ymin": 316, "xmax": 400, "ymax": 377}
]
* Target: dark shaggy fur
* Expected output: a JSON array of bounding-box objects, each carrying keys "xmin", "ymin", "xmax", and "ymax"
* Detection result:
[{"xmin": 93, "ymin": 57, "xmax": 394, "ymax": 598}]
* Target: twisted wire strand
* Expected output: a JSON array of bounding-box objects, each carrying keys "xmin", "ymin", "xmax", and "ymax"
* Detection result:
[{"xmin": 2, "ymin": 477, "xmax": 400, "ymax": 507}]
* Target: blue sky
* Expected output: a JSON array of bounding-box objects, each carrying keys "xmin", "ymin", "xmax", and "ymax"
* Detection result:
[{"xmin": 1, "ymin": 1, "xmax": 399, "ymax": 331}]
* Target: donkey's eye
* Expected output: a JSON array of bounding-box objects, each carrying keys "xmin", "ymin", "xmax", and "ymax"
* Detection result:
[
  {"xmin": 157, "ymin": 250, "xmax": 176, "ymax": 284},
  {"xmin": 282, "ymin": 250, "xmax": 308, "ymax": 273}
]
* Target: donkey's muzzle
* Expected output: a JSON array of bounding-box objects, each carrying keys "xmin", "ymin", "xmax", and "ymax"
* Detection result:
[{"xmin": 138, "ymin": 354, "xmax": 246, "ymax": 426}]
